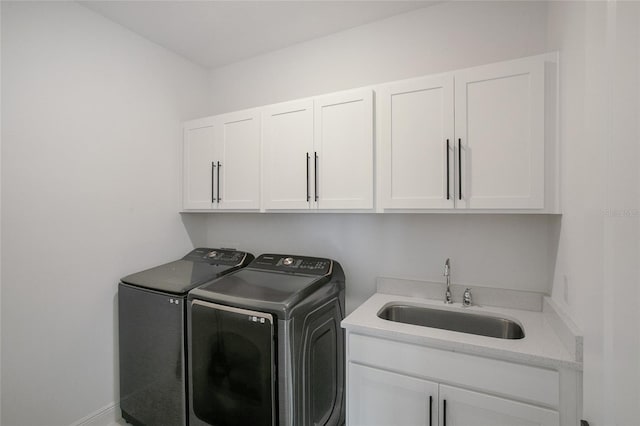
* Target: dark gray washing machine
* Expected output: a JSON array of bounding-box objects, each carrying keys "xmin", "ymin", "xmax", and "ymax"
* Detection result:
[
  {"xmin": 187, "ymin": 253, "xmax": 346, "ymax": 426},
  {"xmin": 118, "ymin": 248, "xmax": 253, "ymax": 426}
]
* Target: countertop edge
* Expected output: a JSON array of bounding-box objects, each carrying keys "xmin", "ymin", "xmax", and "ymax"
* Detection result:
[
  {"xmin": 342, "ymin": 321, "xmax": 583, "ymax": 372},
  {"xmin": 342, "ymin": 292, "xmax": 584, "ymax": 372},
  {"xmin": 543, "ymin": 296, "xmax": 584, "ymax": 363}
]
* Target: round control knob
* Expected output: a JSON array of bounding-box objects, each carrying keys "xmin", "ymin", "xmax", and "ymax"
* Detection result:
[
  {"xmin": 283, "ymin": 257, "xmax": 294, "ymax": 266},
  {"xmin": 206, "ymin": 251, "xmax": 218, "ymax": 258}
]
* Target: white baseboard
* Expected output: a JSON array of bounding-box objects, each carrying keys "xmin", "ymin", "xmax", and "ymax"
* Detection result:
[{"xmin": 70, "ymin": 402, "xmax": 123, "ymax": 426}]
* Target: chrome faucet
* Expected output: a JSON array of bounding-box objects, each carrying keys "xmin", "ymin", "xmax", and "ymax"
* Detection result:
[
  {"xmin": 463, "ymin": 288, "xmax": 472, "ymax": 307},
  {"xmin": 444, "ymin": 258, "xmax": 453, "ymax": 304}
]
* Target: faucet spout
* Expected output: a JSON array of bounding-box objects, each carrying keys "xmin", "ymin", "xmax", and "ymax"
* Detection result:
[{"xmin": 444, "ymin": 258, "xmax": 453, "ymax": 304}]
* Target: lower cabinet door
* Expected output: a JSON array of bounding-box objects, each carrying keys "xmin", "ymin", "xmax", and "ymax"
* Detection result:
[
  {"xmin": 348, "ymin": 363, "xmax": 438, "ymax": 426},
  {"xmin": 438, "ymin": 385, "xmax": 559, "ymax": 426}
]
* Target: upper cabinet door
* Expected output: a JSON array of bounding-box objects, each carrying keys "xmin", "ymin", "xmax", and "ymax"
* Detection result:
[
  {"xmin": 314, "ymin": 89, "xmax": 374, "ymax": 210},
  {"xmin": 215, "ymin": 110, "xmax": 261, "ymax": 210},
  {"xmin": 455, "ymin": 56, "xmax": 545, "ymax": 209},
  {"xmin": 379, "ymin": 75, "xmax": 455, "ymax": 209},
  {"xmin": 183, "ymin": 118, "xmax": 216, "ymax": 210},
  {"xmin": 262, "ymin": 99, "xmax": 314, "ymax": 210}
]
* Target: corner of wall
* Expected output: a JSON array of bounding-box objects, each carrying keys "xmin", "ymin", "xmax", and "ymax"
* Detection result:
[{"xmin": 0, "ymin": 2, "xmax": 3, "ymax": 423}]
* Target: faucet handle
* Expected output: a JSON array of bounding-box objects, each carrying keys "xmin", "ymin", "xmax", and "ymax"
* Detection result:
[
  {"xmin": 463, "ymin": 288, "xmax": 472, "ymax": 307},
  {"xmin": 444, "ymin": 288, "xmax": 453, "ymax": 304}
]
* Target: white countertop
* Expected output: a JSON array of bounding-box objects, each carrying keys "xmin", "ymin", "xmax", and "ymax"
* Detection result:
[{"xmin": 342, "ymin": 292, "xmax": 582, "ymax": 371}]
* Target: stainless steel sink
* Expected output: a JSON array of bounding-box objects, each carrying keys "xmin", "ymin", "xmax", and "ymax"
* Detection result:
[{"xmin": 377, "ymin": 304, "xmax": 525, "ymax": 339}]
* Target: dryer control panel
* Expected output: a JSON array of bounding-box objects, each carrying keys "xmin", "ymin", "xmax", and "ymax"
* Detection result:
[
  {"xmin": 183, "ymin": 248, "xmax": 248, "ymax": 266},
  {"xmin": 251, "ymin": 254, "xmax": 332, "ymax": 276}
]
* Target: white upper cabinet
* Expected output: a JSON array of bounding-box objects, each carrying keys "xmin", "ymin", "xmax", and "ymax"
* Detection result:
[
  {"xmin": 379, "ymin": 54, "xmax": 551, "ymax": 211},
  {"xmin": 262, "ymin": 99, "xmax": 315, "ymax": 210},
  {"xmin": 455, "ymin": 56, "xmax": 545, "ymax": 209},
  {"xmin": 263, "ymin": 89, "xmax": 373, "ymax": 211},
  {"xmin": 183, "ymin": 53, "xmax": 556, "ymax": 214},
  {"xmin": 182, "ymin": 109, "xmax": 260, "ymax": 210},
  {"xmin": 379, "ymin": 74, "xmax": 455, "ymax": 209},
  {"xmin": 183, "ymin": 117, "xmax": 216, "ymax": 210},
  {"xmin": 215, "ymin": 110, "xmax": 261, "ymax": 210},
  {"xmin": 314, "ymin": 89, "xmax": 373, "ymax": 210}
]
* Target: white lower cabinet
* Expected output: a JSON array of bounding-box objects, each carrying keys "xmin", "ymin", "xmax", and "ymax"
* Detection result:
[
  {"xmin": 346, "ymin": 334, "xmax": 565, "ymax": 426},
  {"xmin": 348, "ymin": 363, "xmax": 438, "ymax": 426},
  {"xmin": 348, "ymin": 363, "xmax": 558, "ymax": 426},
  {"xmin": 439, "ymin": 385, "xmax": 559, "ymax": 426}
]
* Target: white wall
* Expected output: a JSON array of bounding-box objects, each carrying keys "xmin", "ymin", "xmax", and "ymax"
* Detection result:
[
  {"xmin": 1, "ymin": 2, "xmax": 210, "ymax": 425},
  {"xmin": 208, "ymin": 0, "xmax": 549, "ymax": 114},
  {"xmin": 546, "ymin": 2, "xmax": 606, "ymax": 422},
  {"xmin": 204, "ymin": 0, "xmax": 556, "ymax": 313},
  {"xmin": 547, "ymin": 1, "xmax": 640, "ymax": 425},
  {"xmin": 0, "ymin": 3, "xmax": 3, "ymax": 424},
  {"xmin": 603, "ymin": 3, "xmax": 640, "ymax": 423},
  {"xmin": 205, "ymin": 214, "xmax": 558, "ymax": 313}
]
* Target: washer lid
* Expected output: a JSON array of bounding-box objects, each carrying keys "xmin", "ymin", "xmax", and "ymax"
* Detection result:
[
  {"xmin": 189, "ymin": 268, "xmax": 326, "ymax": 316},
  {"xmin": 120, "ymin": 248, "xmax": 251, "ymax": 295}
]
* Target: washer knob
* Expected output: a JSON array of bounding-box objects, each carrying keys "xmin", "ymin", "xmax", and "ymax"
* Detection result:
[{"xmin": 283, "ymin": 257, "xmax": 294, "ymax": 266}]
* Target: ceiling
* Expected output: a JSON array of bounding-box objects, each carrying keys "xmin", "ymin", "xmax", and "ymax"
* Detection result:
[{"xmin": 80, "ymin": 1, "xmax": 435, "ymax": 69}]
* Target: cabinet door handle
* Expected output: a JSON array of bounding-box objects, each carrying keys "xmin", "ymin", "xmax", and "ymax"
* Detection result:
[
  {"xmin": 216, "ymin": 161, "xmax": 221, "ymax": 203},
  {"xmin": 314, "ymin": 152, "xmax": 319, "ymax": 202},
  {"xmin": 443, "ymin": 399, "xmax": 447, "ymax": 426},
  {"xmin": 429, "ymin": 395, "xmax": 433, "ymax": 426},
  {"xmin": 211, "ymin": 162, "xmax": 216, "ymax": 203},
  {"xmin": 446, "ymin": 139, "xmax": 450, "ymax": 200},
  {"xmin": 458, "ymin": 138, "xmax": 462, "ymax": 200},
  {"xmin": 306, "ymin": 153, "xmax": 310, "ymax": 202}
]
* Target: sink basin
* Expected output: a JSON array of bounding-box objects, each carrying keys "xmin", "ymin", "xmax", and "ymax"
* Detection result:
[{"xmin": 377, "ymin": 304, "xmax": 525, "ymax": 339}]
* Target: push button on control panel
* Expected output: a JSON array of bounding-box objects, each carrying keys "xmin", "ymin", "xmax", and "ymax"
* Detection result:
[{"xmin": 300, "ymin": 260, "xmax": 329, "ymax": 271}]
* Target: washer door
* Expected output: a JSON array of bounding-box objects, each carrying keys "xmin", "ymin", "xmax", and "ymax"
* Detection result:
[{"xmin": 189, "ymin": 300, "xmax": 275, "ymax": 426}]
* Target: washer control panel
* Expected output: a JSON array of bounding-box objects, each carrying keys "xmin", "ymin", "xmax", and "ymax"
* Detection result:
[
  {"xmin": 184, "ymin": 248, "xmax": 247, "ymax": 265},
  {"xmin": 251, "ymin": 254, "xmax": 332, "ymax": 275}
]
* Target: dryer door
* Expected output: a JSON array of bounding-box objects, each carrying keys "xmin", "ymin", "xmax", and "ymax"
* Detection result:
[{"xmin": 189, "ymin": 300, "xmax": 275, "ymax": 426}]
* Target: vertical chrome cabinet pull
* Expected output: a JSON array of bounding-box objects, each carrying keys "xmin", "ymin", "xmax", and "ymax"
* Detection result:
[
  {"xmin": 306, "ymin": 153, "xmax": 310, "ymax": 202},
  {"xmin": 314, "ymin": 152, "xmax": 319, "ymax": 202},
  {"xmin": 216, "ymin": 161, "xmax": 221, "ymax": 203},
  {"xmin": 458, "ymin": 138, "xmax": 462, "ymax": 200},
  {"xmin": 443, "ymin": 399, "xmax": 447, "ymax": 426},
  {"xmin": 211, "ymin": 161, "xmax": 216, "ymax": 203},
  {"xmin": 429, "ymin": 395, "xmax": 433, "ymax": 426},
  {"xmin": 446, "ymin": 139, "xmax": 450, "ymax": 200}
]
